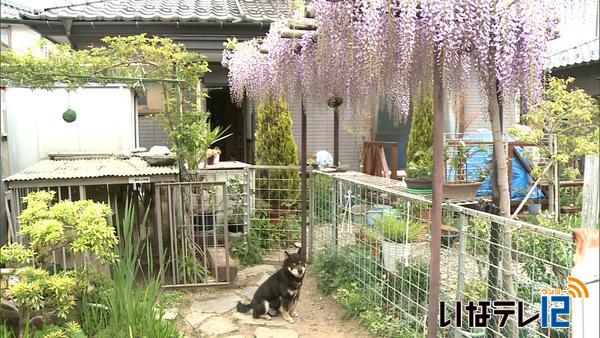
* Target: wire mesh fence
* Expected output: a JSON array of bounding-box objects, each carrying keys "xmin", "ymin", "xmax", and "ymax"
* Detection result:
[
  {"xmin": 310, "ymin": 171, "xmax": 574, "ymax": 337},
  {"xmin": 249, "ymin": 165, "xmax": 302, "ymax": 261}
]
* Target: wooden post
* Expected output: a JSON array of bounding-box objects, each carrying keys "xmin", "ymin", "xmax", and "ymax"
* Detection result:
[
  {"xmin": 391, "ymin": 143, "xmax": 398, "ymax": 179},
  {"xmin": 328, "ymin": 97, "xmax": 343, "ymax": 167},
  {"xmin": 300, "ymin": 100, "xmax": 308, "ymax": 256},
  {"xmin": 427, "ymin": 57, "xmax": 443, "ymax": 338},
  {"xmin": 582, "ymin": 155, "xmax": 599, "ymax": 228}
]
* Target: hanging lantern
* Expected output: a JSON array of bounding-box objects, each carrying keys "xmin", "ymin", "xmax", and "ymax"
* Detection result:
[{"xmin": 62, "ymin": 108, "xmax": 77, "ymax": 123}]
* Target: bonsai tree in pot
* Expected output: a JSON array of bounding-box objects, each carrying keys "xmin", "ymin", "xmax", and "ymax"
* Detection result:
[
  {"xmin": 254, "ymin": 98, "xmax": 300, "ymax": 220},
  {"xmin": 406, "ymin": 148, "xmax": 434, "ymax": 190},
  {"xmin": 442, "ymin": 140, "xmax": 485, "ymax": 199},
  {"xmin": 376, "ymin": 212, "xmax": 422, "ymax": 273}
]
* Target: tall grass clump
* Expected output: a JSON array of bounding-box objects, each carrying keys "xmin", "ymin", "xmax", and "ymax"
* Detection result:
[{"xmin": 79, "ymin": 198, "xmax": 178, "ymax": 337}]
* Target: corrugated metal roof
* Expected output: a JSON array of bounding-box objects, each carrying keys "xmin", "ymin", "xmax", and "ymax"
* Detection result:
[
  {"xmin": 550, "ymin": 38, "xmax": 600, "ymax": 68},
  {"xmin": 18, "ymin": 0, "xmax": 290, "ymax": 23},
  {"xmin": 3, "ymin": 157, "xmax": 178, "ymax": 182}
]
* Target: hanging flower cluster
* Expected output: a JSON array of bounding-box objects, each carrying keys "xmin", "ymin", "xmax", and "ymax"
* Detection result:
[{"xmin": 224, "ymin": 0, "xmax": 562, "ymax": 120}]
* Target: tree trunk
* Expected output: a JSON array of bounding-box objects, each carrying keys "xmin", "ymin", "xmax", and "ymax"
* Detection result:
[{"xmin": 487, "ymin": 79, "xmax": 517, "ymax": 338}]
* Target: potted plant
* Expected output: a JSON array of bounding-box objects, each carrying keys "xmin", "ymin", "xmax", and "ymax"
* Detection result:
[
  {"xmin": 206, "ymin": 147, "xmax": 221, "ymax": 165},
  {"xmin": 377, "ymin": 212, "xmax": 422, "ymax": 273},
  {"xmin": 527, "ymin": 197, "xmax": 542, "ymax": 215},
  {"xmin": 405, "ymin": 148, "xmax": 433, "ymax": 190},
  {"xmin": 441, "ymin": 216, "xmax": 459, "ymax": 248},
  {"xmin": 442, "ymin": 140, "xmax": 484, "ymax": 199}
]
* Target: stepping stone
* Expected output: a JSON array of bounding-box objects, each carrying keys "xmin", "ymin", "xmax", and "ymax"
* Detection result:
[
  {"xmin": 191, "ymin": 293, "xmax": 242, "ymax": 314},
  {"xmin": 198, "ymin": 316, "xmax": 237, "ymax": 336},
  {"xmin": 185, "ymin": 312, "xmax": 213, "ymax": 328},
  {"xmin": 240, "ymin": 286, "xmax": 258, "ymax": 299},
  {"xmin": 253, "ymin": 327, "xmax": 298, "ymax": 338},
  {"xmin": 239, "ymin": 264, "xmax": 277, "ymax": 277},
  {"xmin": 163, "ymin": 308, "xmax": 178, "ymax": 320},
  {"xmin": 232, "ymin": 312, "xmax": 287, "ymax": 327}
]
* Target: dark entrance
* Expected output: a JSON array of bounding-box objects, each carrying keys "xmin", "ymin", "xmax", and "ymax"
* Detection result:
[{"xmin": 206, "ymin": 87, "xmax": 245, "ymax": 162}]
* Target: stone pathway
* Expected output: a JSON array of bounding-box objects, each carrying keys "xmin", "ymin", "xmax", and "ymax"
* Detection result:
[{"xmin": 171, "ymin": 264, "xmax": 374, "ymax": 338}]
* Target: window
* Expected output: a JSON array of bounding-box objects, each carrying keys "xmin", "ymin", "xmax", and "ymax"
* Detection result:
[{"xmin": 0, "ymin": 26, "xmax": 10, "ymax": 47}]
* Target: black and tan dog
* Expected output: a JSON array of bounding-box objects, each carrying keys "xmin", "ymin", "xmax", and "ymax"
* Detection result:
[{"xmin": 237, "ymin": 247, "xmax": 306, "ymax": 323}]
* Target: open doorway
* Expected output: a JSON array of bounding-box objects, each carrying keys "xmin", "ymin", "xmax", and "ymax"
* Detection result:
[{"xmin": 206, "ymin": 87, "xmax": 245, "ymax": 162}]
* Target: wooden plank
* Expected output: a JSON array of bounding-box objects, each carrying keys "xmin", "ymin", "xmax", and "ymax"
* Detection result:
[
  {"xmin": 378, "ymin": 146, "xmax": 389, "ymax": 178},
  {"xmin": 582, "ymin": 155, "xmax": 599, "ymax": 228},
  {"xmin": 391, "ymin": 144, "xmax": 398, "ymax": 179},
  {"xmin": 363, "ymin": 143, "xmax": 373, "ymax": 175},
  {"xmin": 4, "ymin": 192, "xmax": 14, "ymax": 243}
]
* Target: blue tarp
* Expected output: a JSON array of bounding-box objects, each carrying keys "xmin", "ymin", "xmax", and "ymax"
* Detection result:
[{"xmin": 452, "ymin": 131, "xmax": 545, "ymax": 201}]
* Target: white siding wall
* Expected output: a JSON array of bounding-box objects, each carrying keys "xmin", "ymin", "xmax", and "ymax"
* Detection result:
[
  {"xmin": 138, "ymin": 115, "xmax": 171, "ymax": 149},
  {"xmin": 463, "ymin": 69, "xmax": 520, "ymax": 135},
  {"xmin": 288, "ymin": 98, "xmax": 370, "ymax": 170},
  {"xmin": 6, "ymin": 24, "xmax": 51, "ymax": 56},
  {"xmin": 6, "ymin": 87, "xmax": 136, "ymax": 174}
]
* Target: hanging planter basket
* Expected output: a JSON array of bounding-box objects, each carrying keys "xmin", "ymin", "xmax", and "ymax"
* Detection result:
[{"xmin": 62, "ymin": 108, "xmax": 77, "ymax": 123}]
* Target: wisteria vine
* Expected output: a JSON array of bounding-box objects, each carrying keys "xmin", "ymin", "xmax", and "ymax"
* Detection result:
[{"xmin": 224, "ymin": 0, "xmax": 566, "ymax": 121}]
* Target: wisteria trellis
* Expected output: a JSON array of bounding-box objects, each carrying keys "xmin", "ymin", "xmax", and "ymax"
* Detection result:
[{"xmin": 223, "ymin": 0, "xmax": 563, "ymax": 123}]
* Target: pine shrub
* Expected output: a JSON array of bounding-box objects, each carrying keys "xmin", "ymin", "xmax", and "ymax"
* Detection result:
[{"xmin": 406, "ymin": 95, "xmax": 433, "ymax": 165}]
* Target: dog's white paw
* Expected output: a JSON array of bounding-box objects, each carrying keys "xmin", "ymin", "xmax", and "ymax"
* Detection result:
[
  {"xmin": 291, "ymin": 311, "xmax": 299, "ymax": 317},
  {"xmin": 285, "ymin": 316, "xmax": 295, "ymax": 324},
  {"xmin": 260, "ymin": 314, "xmax": 272, "ymax": 320}
]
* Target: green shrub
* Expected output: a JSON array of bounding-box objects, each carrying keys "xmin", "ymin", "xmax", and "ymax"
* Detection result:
[
  {"xmin": 254, "ymin": 99, "xmax": 300, "ymax": 209},
  {"xmin": 406, "ymin": 95, "xmax": 433, "ymax": 166},
  {"xmin": 312, "ymin": 245, "xmax": 381, "ymax": 296},
  {"xmin": 313, "ymin": 174, "xmax": 333, "ymax": 223},
  {"xmin": 250, "ymin": 211, "xmax": 300, "ymax": 250},
  {"xmin": 376, "ymin": 214, "xmax": 422, "ymax": 243},
  {"xmin": 158, "ymin": 291, "xmax": 191, "ymax": 309},
  {"xmin": 79, "ymin": 199, "xmax": 178, "ymax": 337},
  {"xmin": 230, "ymin": 231, "xmax": 263, "ymax": 267},
  {"xmin": 177, "ymin": 253, "xmax": 208, "ymax": 284},
  {"xmin": 0, "ymin": 191, "xmax": 119, "ymax": 322}
]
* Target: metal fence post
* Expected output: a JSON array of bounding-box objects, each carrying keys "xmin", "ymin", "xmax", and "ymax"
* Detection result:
[
  {"xmin": 332, "ymin": 175, "xmax": 338, "ymax": 249},
  {"xmin": 309, "ymin": 170, "xmax": 315, "ymax": 262},
  {"xmin": 454, "ymin": 212, "xmax": 467, "ymax": 338},
  {"xmin": 244, "ymin": 167, "xmax": 251, "ymax": 233}
]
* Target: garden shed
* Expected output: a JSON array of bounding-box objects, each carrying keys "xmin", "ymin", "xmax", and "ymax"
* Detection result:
[{"xmin": 3, "ymin": 155, "xmax": 178, "ymax": 243}]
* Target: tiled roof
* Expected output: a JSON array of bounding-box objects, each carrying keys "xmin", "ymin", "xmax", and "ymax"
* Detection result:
[
  {"xmin": 19, "ymin": 0, "xmax": 291, "ymax": 23},
  {"xmin": 550, "ymin": 38, "xmax": 600, "ymax": 68},
  {"xmin": 4, "ymin": 157, "xmax": 178, "ymax": 182},
  {"xmin": 0, "ymin": 0, "xmax": 36, "ymax": 21}
]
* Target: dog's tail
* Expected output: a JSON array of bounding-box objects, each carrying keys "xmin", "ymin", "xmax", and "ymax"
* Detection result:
[{"xmin": 236, "ymin": 301, "xmax": 253, "ymax": 313}]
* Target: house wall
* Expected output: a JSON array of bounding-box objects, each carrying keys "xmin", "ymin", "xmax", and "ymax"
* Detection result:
[
  {"xmin": 552, "ymin": 64, "xmax": 600, "ymax": 99},
  {"xmin": 1, "ymin": 88, "xmax": 8, "ymax": 177},
  {"xmin": 138, "ymin": 115, "xmax": 171, "ymax": 150},
  {"xmin": 462, "ymin": 69, "xmax": 519, "ymax": 135},
  {"xmin": 6, "ymin": 86, "xmax": 136, "ymax": 174},
  {"xmin": 288, "ymin": 97, "xmax": 371, "ymax": 170}
]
